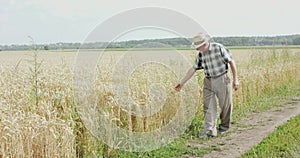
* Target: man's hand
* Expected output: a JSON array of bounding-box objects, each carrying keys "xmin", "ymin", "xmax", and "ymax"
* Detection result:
[
  {"xmin": 229, "ymin": 60, "xmax": 239, "ymax": 91},
  {"xmin": 233, "ymin": 79, "xmax": 239, "ymax": 91},
  {"xmin": 175, "ymin": 84, "xmax": 183, "ymax": 91},
  {"xmin": 175, "ymin": 67, "xmax": 196, "ymax": 92}
]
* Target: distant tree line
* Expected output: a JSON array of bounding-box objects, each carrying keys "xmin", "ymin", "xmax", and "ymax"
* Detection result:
[
  {"xmin": 212, "ymin": 34, "xmax": 300, "ymax": 46},
  {"xmin": 1, "ymin": 34, "xmax": 300, "ymax": 51}
]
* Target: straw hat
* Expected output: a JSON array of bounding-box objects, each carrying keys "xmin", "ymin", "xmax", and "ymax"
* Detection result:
[{"xmin": 191, "ymin": 33, "xmax": 211, "ymax": 49}]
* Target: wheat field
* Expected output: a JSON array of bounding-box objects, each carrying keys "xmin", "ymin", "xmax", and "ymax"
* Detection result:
[{"xmin": 0, "ymin": 47, "xmax": 299, "ymax": 157}]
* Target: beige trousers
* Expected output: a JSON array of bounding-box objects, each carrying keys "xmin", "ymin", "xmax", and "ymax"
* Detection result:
[{"xmin": 203, "ymin": 73, "xmax": 232, "ymax": 136}]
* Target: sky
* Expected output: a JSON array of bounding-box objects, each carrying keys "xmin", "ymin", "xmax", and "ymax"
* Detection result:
[{"xmin": 0, "ymin": 0, "xmax": 299, "ymax": 45}]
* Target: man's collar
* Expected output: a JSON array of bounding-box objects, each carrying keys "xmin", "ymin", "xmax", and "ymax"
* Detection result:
[
  {"xmin": 208, "ymin": 42, "xmax": 212, "ymax": 51},
  {"xmin": 201, "ymin": 42, "xmax": 211, "ymax": 53}
]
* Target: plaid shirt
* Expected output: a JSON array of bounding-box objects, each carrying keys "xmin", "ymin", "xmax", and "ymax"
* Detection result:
[{"xmin": 193, "ymin": 42, "xmax": 233, "ymax": 77}]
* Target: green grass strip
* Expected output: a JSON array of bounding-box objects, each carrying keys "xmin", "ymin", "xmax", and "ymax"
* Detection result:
[
  {"xmin": 108, "ymin": 137, "xmax": 213, "ymax": 158},
  {"xmin": 241, "ymin": 114, "xmax": 300, "ymax": 158}
]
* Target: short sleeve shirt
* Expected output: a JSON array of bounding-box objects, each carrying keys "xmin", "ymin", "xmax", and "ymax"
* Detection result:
[{"xmin": 193, "ymin": 42, "xmax": 233, "ymax": 77}]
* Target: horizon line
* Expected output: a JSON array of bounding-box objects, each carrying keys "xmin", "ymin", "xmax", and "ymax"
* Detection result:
[{"xmin": 1, "ymin": 33, "xmax": 299, "ymax": 46}]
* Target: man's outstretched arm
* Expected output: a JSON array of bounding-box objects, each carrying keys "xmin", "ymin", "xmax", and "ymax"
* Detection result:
[{"xmin": 175, "ymin": 67, "xmax": 196, "ymax": 91}]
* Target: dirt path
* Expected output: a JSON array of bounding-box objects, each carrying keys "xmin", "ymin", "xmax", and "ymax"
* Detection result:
[{"xmin": 185, "ymin": 97, "xmax": 300, "ymax": 158}]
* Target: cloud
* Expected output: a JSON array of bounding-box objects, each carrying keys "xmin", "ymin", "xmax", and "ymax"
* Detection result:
[
  {"xmin": 19, "ymin": 0, "xmax": 115, "ymax": 19},
  {"xmin": 9, "ymin": 0, "xmax": 16, "ymax": 5}
]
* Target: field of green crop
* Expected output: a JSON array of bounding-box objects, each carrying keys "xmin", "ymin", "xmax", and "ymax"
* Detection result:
[{"xmin": 0, "ymin": 47, "xmax": 299, "ymax": 157}]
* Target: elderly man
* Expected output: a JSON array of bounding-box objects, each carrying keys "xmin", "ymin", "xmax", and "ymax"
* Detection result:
[{"xmin": 175, "ymin": 33, "xmax": 239, "ymax": 137}]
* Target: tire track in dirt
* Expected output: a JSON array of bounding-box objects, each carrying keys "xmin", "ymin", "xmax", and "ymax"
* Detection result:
[{"xmin": 185, "ymin": 98, "xmax": 300, "ymax": 158}]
